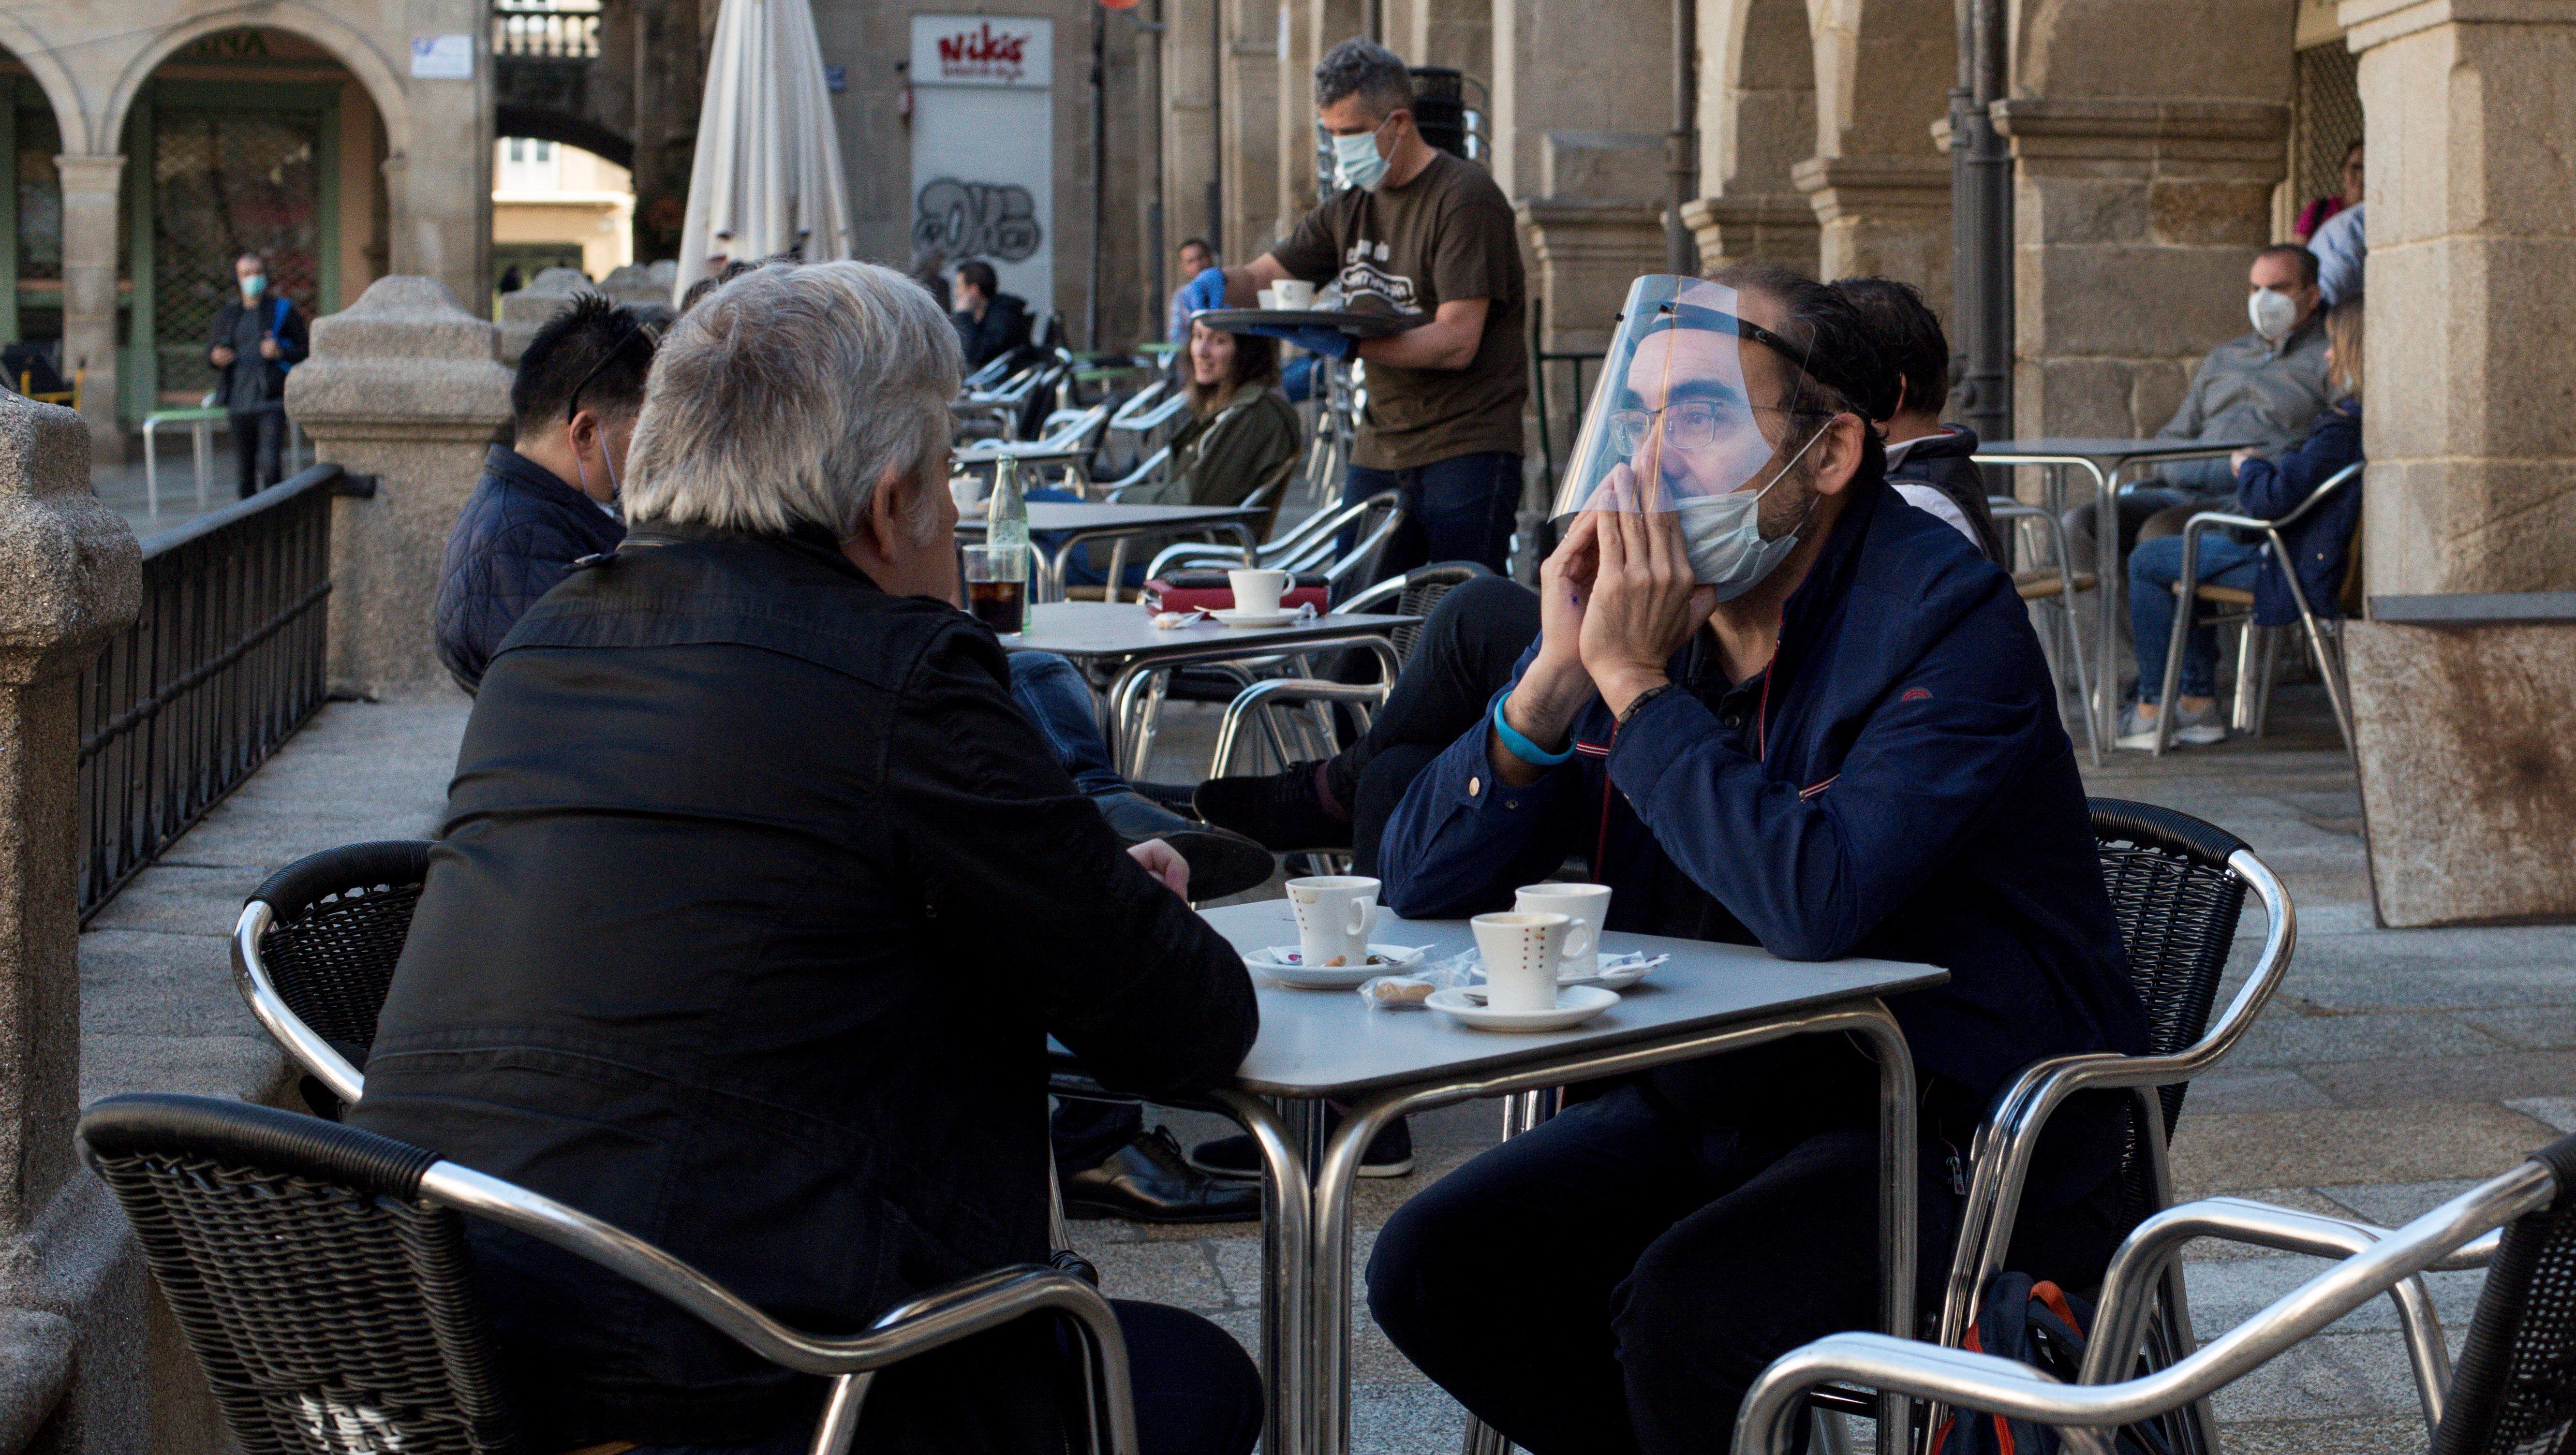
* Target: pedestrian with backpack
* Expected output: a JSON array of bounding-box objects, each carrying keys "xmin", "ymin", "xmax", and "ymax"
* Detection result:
[{"xmin": 206, "ymin": 251, "xmax": 309, "ymax": 498}]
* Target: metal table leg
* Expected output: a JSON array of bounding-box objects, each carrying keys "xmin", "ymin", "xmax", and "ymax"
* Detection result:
[{"xmin": 1209, "ymin": 1090, "xmax": 1313, "ymax": 1455}]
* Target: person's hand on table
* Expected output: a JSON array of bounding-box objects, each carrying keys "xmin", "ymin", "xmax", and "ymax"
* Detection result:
[
  {"xmin": 1127, "ymin": 838, "xmax": 1191, "ymax": 898},
  {"xmin": 1179, "ymin": 268, "xmax": 1228, "ymax": 314},
  {"xmin": 1581, "ymin": 465, "xmax": 1715, "ymax": 719},
  {"xmin": 1245, "ymin": 324, "xmax": 1352, "ymax": 360}
]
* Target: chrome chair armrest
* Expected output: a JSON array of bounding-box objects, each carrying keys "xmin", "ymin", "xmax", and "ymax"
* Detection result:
[
  {"xmin": 1210, "ymin": 676, "xmax": 1395, "ymax": 779},
  {"xmin": 1745, "ymin": 1157, "xmax": 2558, "ymax": 1455},
  {"xmin": 231, "ymin": 901, "xmax": 365, "ymax": 1105},
  {"xmin": 1099, "ymin": 445, "xmax": 1174, "ymax": 499},
  {"xmin": 1146, "ymin": 541, "xmax": 1254, "ymax": 578}
]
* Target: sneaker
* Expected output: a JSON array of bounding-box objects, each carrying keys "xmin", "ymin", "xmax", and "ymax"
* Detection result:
[
  {"xmin": 1188, "ymin": 1114, "xmax": 1414, "ymax": 1180},
  {"xmin": 1095, "ymin": 792, "xmax": 1277, "ymax": 900},
  {"xmin": 1194, "ymin": 762, "xmax": 1353, "ymax": 852},
  {"xmin": 2114, "ymin": 701, "xmax": 2162, "ymax": 751},
  {"xmin": 2169, "ymin": 701, "xmax": 2228, "ymax": 746}
]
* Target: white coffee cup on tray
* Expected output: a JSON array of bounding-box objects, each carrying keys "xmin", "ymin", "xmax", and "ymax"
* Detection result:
[
  {"xmin": 1270, "ymin": 279, "xmax": 1317, "ymax": 310},
  {"xmin": 1256, "ymin": 287, "xmax": 1279, "ymax": 310},
  {"xmin": 1472, "ymin": 911, "xmax": 1591, "ymax": 1014},
  {"xmin": 1514, "ymin": 882, "xmax": 1612, "ymax": 979},
  {"xmin": 1287, "ymin": 875, "xmax": 1377, "ymax": 969},
  {"xmin": 1229, "ymin": 567, "xmax": 1293, "ymax": 616}
]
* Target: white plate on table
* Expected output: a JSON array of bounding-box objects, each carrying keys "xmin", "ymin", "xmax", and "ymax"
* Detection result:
[
  {"xmin": 1425, "ymin": 984, "xmax": 1619, "ymax": 1033},
  {"xmin": 1244, "ymin": 944, "xmax": 1425, "ymax": 989},
  {"xmin": 1208, "ymin": 607, "xmax": 1303, "ymax": 629}
]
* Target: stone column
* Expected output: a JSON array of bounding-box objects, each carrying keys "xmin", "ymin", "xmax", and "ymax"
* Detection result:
[
  {"xmin": 53, "ymin": 156, "xmax": 124, "ymax": 465},
  {"xmin": 1682, "ymin": 0, "xmax": 1820, "ymax": 276},
  {"xmin": 2339, "ymin": 0, "xmax": 2576, "ymax": 595},
  {"xmin": 0, "ymin": 392, "xmax": 148, "ymax": 1451},
  {"xmin": 284, "ymin": 278, "xmax": 513, "ymax": 699},
  {"xmin": 1219, "ymin": 0, "xmax": 1282, "ymax": 257},
  {"xmin": 1992, "ymin": 99, "xmax": 2285, "ymax": 439},
  {"xmin": 1794, "ymin": 154, "xmax": 1950, "ymax": 305},
  {"xmin": 1519, "ymin": 195, "xmax": 1665, "ymax": 470},
  {"xmin": 388, "ymin": 0, "xmax": 494, "ymax": 314}
]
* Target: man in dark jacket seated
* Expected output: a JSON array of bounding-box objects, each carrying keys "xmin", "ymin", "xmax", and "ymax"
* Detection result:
[
  {"xmin": 1361, "ymin": 265, "xmax": 2149, "ymax": 1455},
  {"xmin": 353, "ymin": 261, "xmax": 1263, "ymax": 1455},
  {"xmin": 952, "ymin": 258, "xmax": 1035, "ymax": 371},
  {"xmin": 1835, "ymin": 277, "xmax": 2004, "ymax": 563},
  {"xmin": 433, "ymin": 293, "xmax": 646, "ymax": 691}
]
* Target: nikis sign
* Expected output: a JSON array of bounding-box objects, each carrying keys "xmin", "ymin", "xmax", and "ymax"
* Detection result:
[{"xmin": 912, "ymin": 16, "xmax": 1052, "ymax": 88}]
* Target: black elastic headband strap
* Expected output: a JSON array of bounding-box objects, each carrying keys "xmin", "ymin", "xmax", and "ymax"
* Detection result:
[
  {"xmin": 1635, "ymin": 301, "xmax": 1865, "ymax": 416},
  {"xmin": 566, "ymin": 314, "xmax": 655, "ymax": 424}
]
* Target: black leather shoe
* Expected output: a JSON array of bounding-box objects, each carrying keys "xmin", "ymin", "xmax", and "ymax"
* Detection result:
[
  {"xmin": 1194, "ymin": 763, "xmax": 1352, "ymax": 852},
  {"xmin": 1129, "ymin": 779, "xmax": 1205, "ymax": 816},
  {"xmin": 1061, "ymin": 1127, "xmax": 1263, "ymax": 1223},
  {"xmin": 1096, "ymin": 792, "xmax": 1277, "ymax": 900}
]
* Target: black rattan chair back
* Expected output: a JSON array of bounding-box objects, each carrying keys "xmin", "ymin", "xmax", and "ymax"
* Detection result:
[
  {"xmin": 2090, "ymin": 799, "xmax": 2250, "ymax": 1128},
  {"xmin": 1385, "ymin": 562, "xmax": 1493, "ymax": 667},
  {"xmin": 80, "ymin": 1092, "xmax": 523, "ymax": 1455},
  {"xmin": 2432, "ymin": 1133, "xmax": 2576, "ymax": 1455},
  {"xmin": 250, "ymin": 841, "xmax": 432, "ymax": 1061}
]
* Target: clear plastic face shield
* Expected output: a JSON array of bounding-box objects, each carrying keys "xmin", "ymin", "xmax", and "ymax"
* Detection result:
[{"xmin": 1551, "ymin": 276, "xmax": 1830, "ymax": 599}]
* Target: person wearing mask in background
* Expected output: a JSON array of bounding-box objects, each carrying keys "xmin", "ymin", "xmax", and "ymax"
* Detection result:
[
  {"xmin": 1175, "ymin": 38, "xmax": 1527, "ymax": 577},
  {"xmin": 952, "ymin": 258, "xmax": 1034, "ymax": 371},
  {"xmin": 2063, "ymin": 244, "xmax": 2333, "ymax": 567},
  {"xmin": 2119, "ymin": 296, "xmax": 2365, "ymax": 749},
  {"xmin": 1834, "ymin": 277, "xmax": 2004, "ymax": 562},
  {"xmin": 207, "ymin": 251, "xmax": 309, "ymax": 498},
  {"xmin": 433, "ymin": 293, "xmax": 651, "ymax": 692},
  {"xmin": 2308, "ymin": 147, "xmax": 2367, "ymax": 305},
  {"xmin": 1167, "ymin": 238, "xmax": 1217, "ymax": 344},
  {"xmin": 2293, "ymin": 140, "xmax": 2363, "ymax": 245}
]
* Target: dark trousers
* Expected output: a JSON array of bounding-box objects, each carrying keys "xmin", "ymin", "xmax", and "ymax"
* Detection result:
[
  {"xmin": 230, "ymin": 407, "xmax": 285, "ymax": 499},
  {"xmin": 1366, "ymin": 1081, "xmax": 2125, "ymax": 1455},
  {"xmin": 1321, "ymin": 575, "xmax": 1540, "ymax": 873},
  {"xmin": 631, "ymin": 1299, "xmax": 1262, "ymax": 1455},
  {"xmin": 1342, "ymin": 451, "xmax": 1522, "ymax": 580}
]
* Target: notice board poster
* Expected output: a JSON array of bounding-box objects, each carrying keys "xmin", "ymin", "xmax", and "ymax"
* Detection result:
[{"xmin": 910, "ymin": 15, "xmax": 1054, "ymax": 319}]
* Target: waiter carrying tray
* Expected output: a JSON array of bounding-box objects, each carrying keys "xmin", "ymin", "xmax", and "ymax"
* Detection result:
[{"xmin": 1179, "ymin": 38, "xmax": 1527, "ymax": 577}]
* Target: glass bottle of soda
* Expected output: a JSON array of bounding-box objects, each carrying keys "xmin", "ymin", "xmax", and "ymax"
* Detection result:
[{"xmin": 987, "ymin": 455, "xmax": 1029, "ymax": 560}]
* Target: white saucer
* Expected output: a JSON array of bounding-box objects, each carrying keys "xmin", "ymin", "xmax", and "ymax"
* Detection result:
[
  {"xmin": 1426, "ymin": 983, "xmax": 1619, "ymax": 1032},
  {"xmin": 1209, "ymin": 607, "xmax": 1301, "ymax": 629},
  {"xmin": 1564, "ymin": 959, "xmax": 1655, "ymax": 992},
  {"xmin": 1244, "ymin": 944, "xmax": 1426, "ymax": 989}
]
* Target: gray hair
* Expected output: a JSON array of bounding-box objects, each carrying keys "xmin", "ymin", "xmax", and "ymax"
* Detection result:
[
  {"xmin": 623, "ymin": 261, "xmax": 962, "ymax": 542},
  {"xmin": 1315, "ymin": 38, "xmax": 1412, "ymax": 118}
]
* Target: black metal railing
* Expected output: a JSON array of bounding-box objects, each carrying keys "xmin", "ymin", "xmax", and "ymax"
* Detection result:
[{"xmin": 76, "ymin": 463, "xmax": 340, "ymax": 922}]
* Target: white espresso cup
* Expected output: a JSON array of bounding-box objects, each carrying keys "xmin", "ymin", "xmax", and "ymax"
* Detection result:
[
  {"xmin": 1287, "ymin": 875, "xmax": 1378, "ymax": 968},
  {"xmin": 947, "ymin": 471, "xmax": 988, "ymax": 515},
  {"xmin": 1514, "ymin": 882, "xmax": 1613, "ymax": 980},
  {"xmin": 1255, "ymin": 287, "xmax": 1279, "ymax": 310},
  {"xmin": 1229, "ymin": 568, "xmax": 1293, "ymax": 616},
  {"xmin": 1472, "ymin": 911, "xmax": 1592, "ymax": 1014},
  {"xmin": 1270, "ymin": 279, "xmax": 1317, "ymax": 310}
]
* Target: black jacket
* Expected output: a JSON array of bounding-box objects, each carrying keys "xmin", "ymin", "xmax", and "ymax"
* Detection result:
[
  {"xmin": 433, "ymin": 445, "xmax": 628, "ymax": 691},
  {"xmin": 352, "ymin": 523, "xmax": 1257, "ymax": 1449},
  {"xmin": 207, "ymin": 294, "xmax": 309, "ymax": 412},
  {"xmin": 954, "ymin": 291, "xmax": 1034, "ymax": 370},
  {"xmin": 1886, "ymin": 426, "xmax": 2006, "ymax": 565}
]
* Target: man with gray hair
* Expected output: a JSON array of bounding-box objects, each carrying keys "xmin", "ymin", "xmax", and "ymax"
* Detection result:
[
  {"xmin": 1177, "ymin": 37, "xmax": 1526, "ymax": 577},
  {"xmin": 351, "ymin": 260, "xmax": 1264, "ymax": 1455}
]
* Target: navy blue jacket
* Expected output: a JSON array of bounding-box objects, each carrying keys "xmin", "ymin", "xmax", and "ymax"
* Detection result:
[
  {"xmin": 2233, "ymin": 398, "xmax": 2361, "ymax": 628},
  {"xmin": 1378, "ymin": 475, "xmax": 2147, "ymax": 1191},
  {"xmin": 434, "ymin": 445, "xmax": 627, "ymax": 691}
]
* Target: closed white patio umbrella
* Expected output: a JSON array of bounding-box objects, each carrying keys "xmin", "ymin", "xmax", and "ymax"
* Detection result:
[{"xmin": 674, "ymin": 0, "xmax": 855, "ymax": 303}]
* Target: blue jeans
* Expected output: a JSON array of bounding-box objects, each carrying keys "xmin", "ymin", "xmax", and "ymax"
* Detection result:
[
  {"xmin": 1006, "ymin": 650, "xmax": 1125, "ymax": 800},
  {"xmin": 2129, "ymin": 533, "xmax": 2262, "ymax": 702},
  {"xmin": 1342, "ymin": 451, "xmax": 1521, "ymax": 580}
]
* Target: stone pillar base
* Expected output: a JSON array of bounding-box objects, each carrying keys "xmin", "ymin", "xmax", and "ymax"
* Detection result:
[
  {"xmin": 1792, "ymin": 154, "xmax": 1952, "ymax": 312},
  {"xmin": 1680, "ymin": 193, "xmax": 1820, "ymax": 277},
  {"xmin": 2348, "ymin": 599, "xmax": 2576, "ymax": 928}
]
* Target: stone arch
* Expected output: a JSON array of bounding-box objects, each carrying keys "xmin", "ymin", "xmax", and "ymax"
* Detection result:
[
  {"xmin": 1685, "ymin": 0, "xmax": 1819, "ymax": 272},
  {"xmin": 98, "ymin": 3, "xmax": 410, "ymax": 163},
  {"xmin": 1798, "ymin": 0, "xmax": 1955, "ymax": 303},
  {"xmin": 0, "ymin": 13, "xmax": 94, "ymax": 152}
]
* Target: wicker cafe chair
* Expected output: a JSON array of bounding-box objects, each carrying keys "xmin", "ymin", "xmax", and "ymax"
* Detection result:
[
  {"xmin": 81, "ymin": 1093, "xmax": 1137, "ymax": 1455},
  {"xmin": 1734, "ymin": 1134, "xmax": 2576, "ymax": 1455},
  {"xmin": 233, "ymin": 840, "xmax": 433, "ymax": 1117}
]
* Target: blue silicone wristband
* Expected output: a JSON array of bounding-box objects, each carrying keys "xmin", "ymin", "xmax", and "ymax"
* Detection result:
[{"xmin": 1490, "ymin": 687, "xmax": 1576, "ymax": 767}]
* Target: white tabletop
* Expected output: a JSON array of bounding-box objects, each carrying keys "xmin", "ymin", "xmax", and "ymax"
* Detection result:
[
  {"xmin": 1199, "ymin": 900, "xmax": 1946, "ymax": 1099},
  {"xmin": 997, "ymin": 601, "xmax": 1416, "ymax": 661}
]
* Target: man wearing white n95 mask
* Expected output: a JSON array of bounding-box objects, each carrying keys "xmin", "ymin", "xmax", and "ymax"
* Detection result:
[{"xmin": 1174, "ymin": 38, "xmax": 1526, "ymax": 577}]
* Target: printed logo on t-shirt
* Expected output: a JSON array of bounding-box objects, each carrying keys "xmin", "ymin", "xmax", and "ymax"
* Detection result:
[{"xmin": 1339, "ymin": 240, "xmax": 1421, "ymax": 315}]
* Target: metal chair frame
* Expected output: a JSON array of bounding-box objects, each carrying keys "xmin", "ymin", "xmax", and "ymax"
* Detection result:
[
  {"xmin": 2148, "ymin": 461, "xmax": 2365, "ymax": 758},
  {"xmin": 84, "ymin": 1093, "xmax": 1137, "ymax": 1455},
  {"xmin": 1989, "ymin": 496, "xmax": 2101, "ymax": 762},
  {"xmin": 1734, "ymin": 1149, "xmax": 2564, "ymax": 1455},
  {"xmin": 1144, "ymin": 488, "xmax": 1403, "ymax": 583}
]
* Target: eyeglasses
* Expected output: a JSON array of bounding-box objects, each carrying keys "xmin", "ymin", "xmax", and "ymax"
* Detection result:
[{"xmin": 1608, "ymin": 400, "xmax": 1746, "ymax": 456}]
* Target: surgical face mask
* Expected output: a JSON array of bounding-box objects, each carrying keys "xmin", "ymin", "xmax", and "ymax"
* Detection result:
[
  {"xmin": 1673, "ymin": 425, "xmax": 1825, "ymax": 602},
  {"xmin": 1332, "ymin": 121, "xmax": 1391, "ymax": 192},
  {"xmin": 240, "ymin": 273, "xmax": 266, "ymax": 300},
  {"xmin": 576, "ymin": 429, "xmax": 622, "ymax": 510},
  {"xmin": 2248, "ymin": 287, "xmax": 2298, "ymax": 341}
]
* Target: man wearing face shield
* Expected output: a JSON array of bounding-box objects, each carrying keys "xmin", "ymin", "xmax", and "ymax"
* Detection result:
[
  {"xmin": 1362, "ymin": 268, "xmax": 2149, "ymax": 1454},
  {"xmin": 1172, "ymin": 38, "xmax": 1525, "ymax": 576}
]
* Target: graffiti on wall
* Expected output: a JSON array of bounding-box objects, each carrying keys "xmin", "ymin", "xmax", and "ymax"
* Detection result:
[{"xmin": 913, "ymin": 179, "xmax": 1042, "ymax": 264}]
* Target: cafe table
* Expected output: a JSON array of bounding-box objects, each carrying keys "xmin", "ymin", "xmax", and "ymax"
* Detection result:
[
  {"xmin": 1057, "ymin": 900, "xmax": 1948, "ymax": 1455},
  {"xmin": 997, "ymin": 601, "xmax": 1415, "ymax": 779},
  {"xmin": 957, "ymin": 501, "xmax": 1268, "ymax": 602},
  {"xmin": 1970, "ymin": 438, "xmax": 2258, "ymax": 758}
]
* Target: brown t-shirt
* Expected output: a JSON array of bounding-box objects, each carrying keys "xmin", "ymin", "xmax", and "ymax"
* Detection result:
[{"xmin": 1270, "ymin": 150, "xmax": 1528, "ymax": 471}]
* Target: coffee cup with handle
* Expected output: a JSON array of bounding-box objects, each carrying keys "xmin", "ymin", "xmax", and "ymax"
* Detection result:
[
  {"xmin": 1286, "ymin": 875, "xmax": 1378, "ymax": 969},
  {"xmin": 1513, "ymin": 882, "xmax": 1613, "ymax": 980},
  {"xmin": 1471, "ymin": 911, "xmax": 1591, "ymax": 1014},
  {"xmin": 1228, "ymin": 567, "xmax": 1293, "ymax": 616}
]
